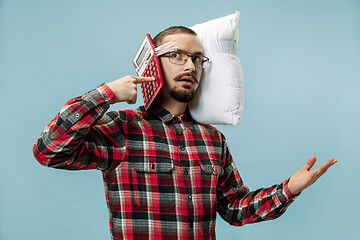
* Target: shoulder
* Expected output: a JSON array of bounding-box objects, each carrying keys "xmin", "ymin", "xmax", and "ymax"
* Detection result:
[
  {"xmin": 193, "ymin": 121, "xmax": 227, "ymax": 142},
  {"xmin": 100, "ymin": 106, "xmax": 150, "ymax": 123},
  {"xmin": 123, "ymin": 106, "xmax": 148, "ymax": 120}
]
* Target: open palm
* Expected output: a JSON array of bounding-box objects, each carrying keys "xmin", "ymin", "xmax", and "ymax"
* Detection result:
[{"xmin": 288, "ymin": 156, "xmax": 338, "ymax": 195}]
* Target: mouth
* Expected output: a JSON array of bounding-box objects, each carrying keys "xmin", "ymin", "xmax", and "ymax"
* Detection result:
[
  {"xmin": 174, "ymin": 73, "xmax": 198, "ymax": 86},
  {"xmin": 179, "ymin": 76, "xmax": 195, "ymax": 84}
]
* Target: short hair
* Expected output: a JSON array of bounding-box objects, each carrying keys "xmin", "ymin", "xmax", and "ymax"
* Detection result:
[{"xmin": 153, "ymin": 26, "xmax": 197, "ymax": 46}]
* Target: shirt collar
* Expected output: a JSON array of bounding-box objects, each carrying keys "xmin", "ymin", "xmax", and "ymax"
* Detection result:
[{"xmin": 149, "ymin": 105, "xmax": 194, "ymax": 129}]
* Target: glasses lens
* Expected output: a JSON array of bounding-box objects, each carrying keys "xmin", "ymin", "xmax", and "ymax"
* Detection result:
[
  {"xmin": 167, "ymin": 52, "xmax": 209, "ymax": 69},
  {"xmin": 201, "ymin": 57, "xmax": 209, "ymax": 69},
  {"xmin": 168, "ymin": 52, "xmax": 186, "ymax": 65},
  {"xmin": 191, "ymin": 56, "xmax": 203, "ymax": 68}
]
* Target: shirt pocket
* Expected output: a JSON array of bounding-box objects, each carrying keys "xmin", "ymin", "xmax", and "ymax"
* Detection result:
[
  {"xmin": 129, "ymin": 156, "xmax": 176, "ymax": 212},
  {"xmin": 196, "ymin": 158, "xmax": 224, "ymax": 212},
  {"xmin": 198, "ymin": 158, "xmax": 224, "ymax": 176}
]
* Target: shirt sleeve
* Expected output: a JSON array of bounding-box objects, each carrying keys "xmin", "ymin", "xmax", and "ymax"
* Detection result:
[
  {"xmin": 33, "ymin": 83, "xmax": 126, "ymax": 171},
  {"xmin": 216, "ymin": 139, "xmax": 299, "ymax": 226}
]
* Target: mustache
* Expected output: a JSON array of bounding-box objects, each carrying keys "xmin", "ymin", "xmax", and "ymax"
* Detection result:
[{"xmin": 173, "ymin": 72, "xmax": 199, "ymax": 84}]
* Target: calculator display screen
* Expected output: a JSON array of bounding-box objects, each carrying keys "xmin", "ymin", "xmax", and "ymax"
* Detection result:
[{"xmin": 136, "ymin": 43, "xmax": 150, "ymax": 67}]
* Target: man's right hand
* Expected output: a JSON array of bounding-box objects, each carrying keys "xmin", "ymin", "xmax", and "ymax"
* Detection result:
[{"xmin": 106, "ymin": 75, "xmax": 155, "ymax": 104}]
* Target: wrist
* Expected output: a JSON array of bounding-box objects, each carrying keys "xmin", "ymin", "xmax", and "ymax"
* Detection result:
[
  {"xmin": 287, "ymin": 178, "xmax": 301, "ymax": 195},
  {"xmin": 282, "ymin": 178, "xmax": 301, "ymax": 201},
  {"xmin": 101, "ymin": 83, "xmax": 117, "ymax": 104}
]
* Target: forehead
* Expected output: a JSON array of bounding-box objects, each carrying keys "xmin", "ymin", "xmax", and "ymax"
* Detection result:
[{"xmin": 162, "ymin": 33, "xmax": 204, "ymax": 54}]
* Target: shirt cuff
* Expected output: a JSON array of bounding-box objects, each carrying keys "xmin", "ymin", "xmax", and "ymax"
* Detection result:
[
  {"xmin": 100, "ymin": 83, "xmax": 116, "ymax": 104},
  {"xmin": 283, "ymin": 178, "xmax": 301, "ymax": 200}
]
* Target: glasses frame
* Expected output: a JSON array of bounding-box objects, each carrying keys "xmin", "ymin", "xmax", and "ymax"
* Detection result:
[{"xmin": 159, "ymin": 51, "xmax": 210, "ymax": 69}]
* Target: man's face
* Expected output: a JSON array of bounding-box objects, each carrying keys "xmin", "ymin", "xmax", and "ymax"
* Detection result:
[{"xmin": 159, "ymin": 33, "xmax": 204, "ymax": 103}]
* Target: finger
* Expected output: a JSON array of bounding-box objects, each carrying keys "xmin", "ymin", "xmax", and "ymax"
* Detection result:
[
  {"xmin": 309, "ymin": 169, "xmax": 318, "ymax": 182},
  {"xmin": 134, "ymin": 76, "xmax": 156, "ymax": 84},
  {"xmin": 126, "ymin": 98, "xmax": 136, "ymax": 104},
  {"xmin": 323, "ymin": 158, "xmax": 337, "ymax": 169},
  {"xmin": 304, "ymin": 156, "xmax": 317, "ymax": 171},
  {"xmin": 127, "ymin": 99, "xmax": 136, "ymax": 104},
  {"xmin": 313, "ymin": 158, "xmax": 336, "ymax": 179},
  {"xmin": 127, "ymin": 94, "xmax": 137, "ymax": 104},
  {"xmin": 330, "ymin": 159, "xmax": 338, "ymax": 167}
]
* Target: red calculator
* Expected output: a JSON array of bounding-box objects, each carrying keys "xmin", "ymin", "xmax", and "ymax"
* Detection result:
[{"xmin": 133, "ymin": 34, "xmax": 164, "ymax": 110}]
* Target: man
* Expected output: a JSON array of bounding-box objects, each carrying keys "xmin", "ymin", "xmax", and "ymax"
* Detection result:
[{"xmin": 33, "ymin": 26, "xmax": 337, "ymax": 239}]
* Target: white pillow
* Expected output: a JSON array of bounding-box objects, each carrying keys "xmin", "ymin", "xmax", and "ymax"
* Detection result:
[{"xmin": 189, "ymin": 11, "xmax": 244, "ymax": 125}]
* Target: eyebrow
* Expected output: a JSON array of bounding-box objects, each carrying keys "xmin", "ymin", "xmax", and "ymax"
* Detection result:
[{"xmin": 175, "ymin": 48, "xmax": 204, "ymax": 56}]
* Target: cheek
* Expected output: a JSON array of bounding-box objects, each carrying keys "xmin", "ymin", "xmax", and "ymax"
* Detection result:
[
  {"xmin": 160, "ymin": 59, "xmax": 174, "ymax": 82},
  {"xmin": 196, "ymin": 69, "xmax": 202, "ymax": 83}
]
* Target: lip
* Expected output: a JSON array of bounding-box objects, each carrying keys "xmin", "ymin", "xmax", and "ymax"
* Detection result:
[
  {"xmin": 174, "ymin": 72, "xmax": 198, "ymax": 86},
  {"xmin": 179, "ymin": 76, "xmax": 195, "ymax": 83}
]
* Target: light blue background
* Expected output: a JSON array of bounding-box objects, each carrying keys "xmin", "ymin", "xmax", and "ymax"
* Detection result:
[{"xmin": 1, "ymin": 0, "xmax": 359, "ymax": 239}]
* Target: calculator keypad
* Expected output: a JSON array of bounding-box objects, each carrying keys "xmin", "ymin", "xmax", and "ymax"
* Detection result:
[{"xmin": 141, "ymin": 56, "xmax": 163, "ymax": 109}]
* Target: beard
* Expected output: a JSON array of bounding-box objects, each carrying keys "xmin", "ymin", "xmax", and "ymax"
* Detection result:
[
  {"xmin": 169, "ymin": 87, "xmax": 195, "ymax": 102},
  {"xmin": 167, "ymin": 72, "xmax": 199, "ymax": 103}
]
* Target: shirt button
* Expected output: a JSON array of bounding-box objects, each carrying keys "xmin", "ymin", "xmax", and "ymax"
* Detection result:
[
  {"xmin": 187, "ymin": 195, "xmax": 192, "ymax": 202},
  {"xmin": 184, "ymin": 169, "xmax": 189, "ymax": 175},
  {"xmin": 189, "ymin": 222, "xmax": 194, "ymax": 229},
  {"xmin": 212, "ymin": 167, "xmax": 216, "ymax": 173},
  {"xmin": 74, "ymin": 113, "xmax": 80, "ymax": 118},
  {"xmin": 150, "ymin": 163, "xmax": 156, "ymax": 170},
  {"xmin": 180, "ymin": 146, "xmax": 185, "ymax": 151}
]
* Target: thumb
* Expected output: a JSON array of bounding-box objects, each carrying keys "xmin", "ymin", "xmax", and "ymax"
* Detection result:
[{"xmin": 304, "ymin": 156, "xmax": 317, "ymax": 171}]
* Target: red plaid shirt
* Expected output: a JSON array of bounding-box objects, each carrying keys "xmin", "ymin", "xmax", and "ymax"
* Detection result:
[{"xmin": 33, "ymin": 84, "xmax": 298, "ymax": 240}]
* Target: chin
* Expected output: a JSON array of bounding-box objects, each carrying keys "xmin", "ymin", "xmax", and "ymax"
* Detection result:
[{"xmin": 170, "ymin": 88, "xmax": 195, "ymax": 103}]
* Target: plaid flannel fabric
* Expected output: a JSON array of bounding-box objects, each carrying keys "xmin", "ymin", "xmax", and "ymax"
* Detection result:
[{"xmin": 33, "ymin": 84, "xmax": 298, "ymax": 240}]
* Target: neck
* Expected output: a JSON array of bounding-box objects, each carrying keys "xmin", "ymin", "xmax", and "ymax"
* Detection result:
[{"xmin": 156, "ymin": 93, "xmax": 188, "ymax": 116}]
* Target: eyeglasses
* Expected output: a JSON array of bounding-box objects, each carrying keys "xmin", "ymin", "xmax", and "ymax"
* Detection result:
[{"xmin": 160, "ymin": 51, "xmax": 210, "ymax": 69}]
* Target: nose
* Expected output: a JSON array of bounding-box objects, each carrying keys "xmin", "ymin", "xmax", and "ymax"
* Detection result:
[{"xmin": 183, "ymin": 57, "xmax": 196, "ymax": 72}]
